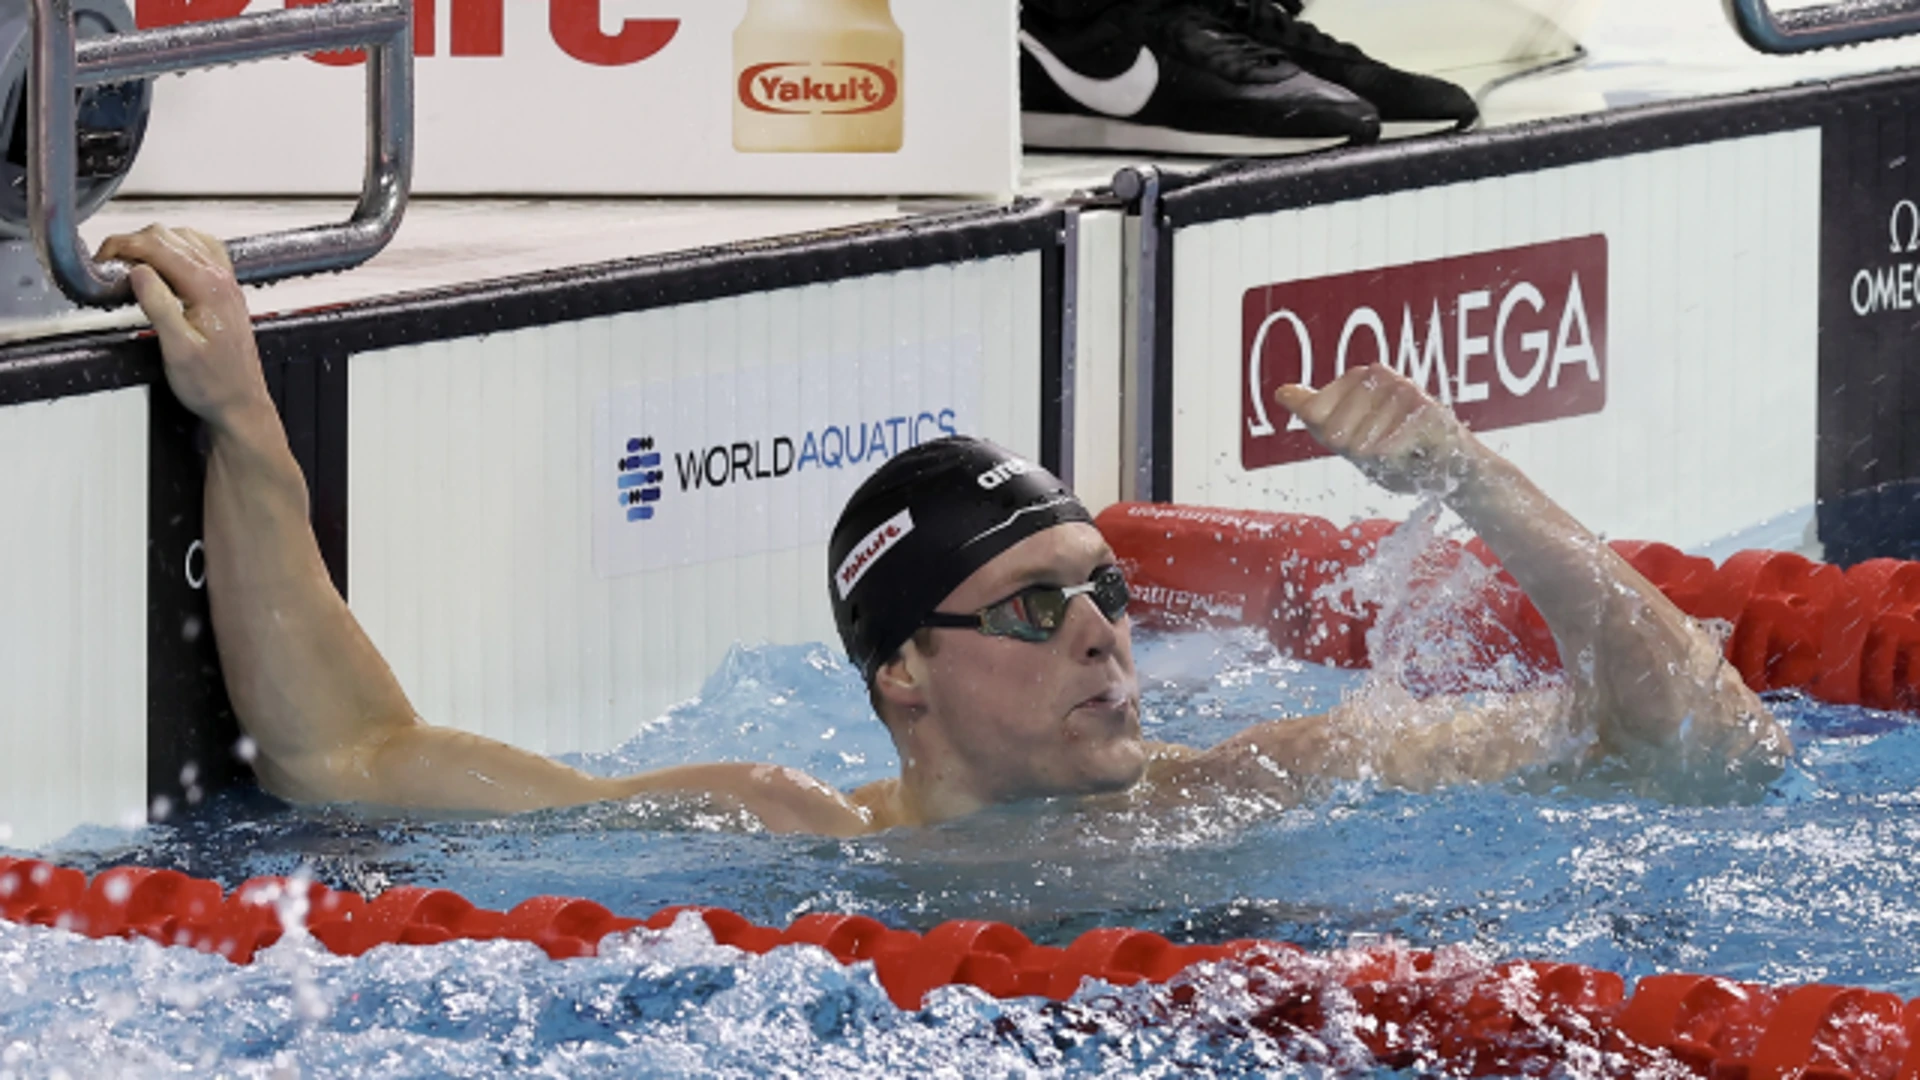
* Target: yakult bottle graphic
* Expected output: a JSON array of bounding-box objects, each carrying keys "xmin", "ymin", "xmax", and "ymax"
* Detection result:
[{"xmin": 734, "ymin": 0, "xmax": 904, "ymax": 154}]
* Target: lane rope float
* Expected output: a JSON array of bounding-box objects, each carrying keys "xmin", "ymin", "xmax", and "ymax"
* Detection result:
[
  {"xmin": 1098, "ymin": 502, "xmax": 1920, "ymax": 712},
  {"xmin": 1, "ymin": 857, "xmax": 1916, "ymax": 1079}
]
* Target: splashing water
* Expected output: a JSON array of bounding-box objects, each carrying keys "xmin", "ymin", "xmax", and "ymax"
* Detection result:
[{"xmin": 1312, "ymin": 501, "xmax": 1593, "ymax": 783}]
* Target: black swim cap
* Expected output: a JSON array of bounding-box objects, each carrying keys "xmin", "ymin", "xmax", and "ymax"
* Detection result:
[{"xmin": 827, "ymin": 436, "xmax": 1093, "ymax": 681}]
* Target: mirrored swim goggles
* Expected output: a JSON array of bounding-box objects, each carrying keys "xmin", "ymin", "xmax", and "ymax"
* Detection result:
[{"xmin": 919, "ymin": 565, "xmax": 1131, "ymax": 643}]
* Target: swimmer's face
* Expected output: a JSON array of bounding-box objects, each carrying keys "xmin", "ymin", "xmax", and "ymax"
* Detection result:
[{"xmin": 902, "ymin": 522, "xmax": 1146, "ymax": 802}]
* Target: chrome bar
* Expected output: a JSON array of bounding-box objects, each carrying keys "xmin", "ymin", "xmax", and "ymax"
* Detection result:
[
  {"xmin": 29, "ymin": 0, "xmax": 414, "ymax": 307},
  {"xmin": 74, "ymin": 2, "xmax": 409, "ymax": 85},
  {"xmin": 1724, "ymin": 0, "xmax": 1920, "ymax": 53}
]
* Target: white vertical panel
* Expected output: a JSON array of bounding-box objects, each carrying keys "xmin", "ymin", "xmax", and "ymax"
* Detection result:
[
  {"xmin": 533, "ymin": 320, "xmax": 581, "ymax": 752},
  {"xmin": 474, "ymin": 332, "xmax": 519, "ymax": 745},
  {"xmin": 576, "ymin": 315, "xmax": 617, "ymax": 748},
  {"xmin": 0, "ymin": 389, "xmax": 147, "ymax": 849},
  {"xmin": 1073, "ymin": 210, "xmax": 1126, "ymax": 514},
  {"xmin": 762, "ymin": 288, "xmax": 802, "ymax": 648},
  {"xmin": 1171, "ymin": 129, "xmax": 1822, "ymax": 550},
  {"xmin": 1637, "ymin": 147, "xmax": 1683, "ymax": 541},
  {"xmin": 1226, "ymin": 207, "xmax": 1270, "ymax": 510},
  {"xmin": 418, "ymin": 341, "xmax": 457, "ymax": 721},
  {"xmin": 1169, "ymin": 224, "xmax": 1211, "ymax": 505},
  {"xmin": 1780, "ymin": 128, "xmax": 1822, "ymax": 536},
  {"xmin": 351, "ymin": 254, "xmax": 1044, "ymax": 754},
  {"xmin": 1010, "ymin": 257, "xmax": 1043, "ymax": 463}
]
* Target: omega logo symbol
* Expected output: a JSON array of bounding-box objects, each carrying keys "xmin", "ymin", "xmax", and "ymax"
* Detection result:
[
  {"xmin": 185, "ymin": 540, "xmax": 206, "ymax": 591},
  {"xmin": 1891, "ymin": 200, "xmax": 1919, "ymax": 255},
  {"xmin": 1246, "ymin": 308, "xmax": 1310, "ymax": 438}
]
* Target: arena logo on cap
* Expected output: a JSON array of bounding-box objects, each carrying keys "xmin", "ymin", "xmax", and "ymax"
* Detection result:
[
  {"xmin": 1241, "ymin": 235, "xmax": 1608, "ymax": 470},
  {"xmin": 836, "ymin": 509, "xmax": 915, "ymax": 599},
  {"xmin": 977, "ymin": 458, "xmax": 1037, "ymax": 490}
]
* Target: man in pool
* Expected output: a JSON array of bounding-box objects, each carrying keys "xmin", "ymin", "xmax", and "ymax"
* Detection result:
[{"xmin": 102, "ymin": 224, "xmax": 1790, "ymax": 837}]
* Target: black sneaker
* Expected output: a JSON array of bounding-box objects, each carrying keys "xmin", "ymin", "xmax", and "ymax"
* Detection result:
[
  {"xmin": 1021, "ymin": 0, "xmax": 1380, "ymax": 156},
  {"xmin": 1228, "ymin": 0, "xmax": 1479, "ymax": 135}
]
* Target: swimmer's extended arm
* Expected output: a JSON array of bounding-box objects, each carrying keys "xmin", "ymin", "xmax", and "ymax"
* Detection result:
[
  {"xmin": 105, "ymin": 226, "xmax": 869, "ymax": 837},
  {"xmin": 1163, "ymin": 690, "xmax": 1568, "ymax": 804},
  {"xmin": 1263, "ymin": 364, "xmax": 1790, "ymax": 802}
]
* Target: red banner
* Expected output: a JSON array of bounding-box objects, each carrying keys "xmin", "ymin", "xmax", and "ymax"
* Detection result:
[{"xmin": 1241, "ymin": 235, "xmax": 1609, "ymax": 470}]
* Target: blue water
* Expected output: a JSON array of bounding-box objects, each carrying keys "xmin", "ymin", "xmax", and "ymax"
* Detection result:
[{"xmin": 5, "ymin": 622, "xmax": 1919, "ymax": 1077}]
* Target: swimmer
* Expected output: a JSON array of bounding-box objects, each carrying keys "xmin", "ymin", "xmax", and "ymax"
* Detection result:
[{"xmin": 102, "ymin": 224, "xmax": 1790, "ymax": 837}]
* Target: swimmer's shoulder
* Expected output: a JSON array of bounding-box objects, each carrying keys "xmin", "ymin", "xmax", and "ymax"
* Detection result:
[
  {"xmin": 1144, "ymin": 740, "xmax": 1201, "ymax": 765},
  {"xmin": 611, "ymin": 762, "xmax": 877, "ymax": 837},
  {"xmin": 849, "ymin": 777, "xmax": 911, "ymax": 833},
  {"xmin": 1139, "ymin": 740, "xmax": 1204, "ymax": 784},
  {"xmin": 1140, "ymin": 717, "xmax": 1340, "ymax": 798}
]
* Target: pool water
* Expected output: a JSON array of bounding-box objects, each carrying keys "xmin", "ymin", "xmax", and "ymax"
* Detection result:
[
  {"xmin": 4, "ymin": 617, "xmax": 1917, "ymax": 1077},
  {"xmin": 4, "ymin": 498, "xmax": 1915, "ymax": 1078}
]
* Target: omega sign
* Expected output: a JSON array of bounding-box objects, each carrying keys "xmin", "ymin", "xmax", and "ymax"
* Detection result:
[
  {"xmin": 1849, "ymin": 200, "xmax": 1920, "ymax": 316},
  {"xmin": 1241, "ymin": 235, "xmax": 1609, "ymax": 470}
]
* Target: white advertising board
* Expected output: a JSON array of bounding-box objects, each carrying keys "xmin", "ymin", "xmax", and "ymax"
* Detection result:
[
  {"xmin": 122, "ymin": 0, "xmax": 1019, "ymax": 197},
  {"xmin": 348, "ymin": 253, "xmax": 1042, "ymax": 755},
  {"xmin": 590, "ymin": 338, "xmax": 979, "ymax": 577},
  {"xmin": 1172, "ymin": 129, "xmax": 1822, "ymax": 551},
  {"xmin": 0, "ymin": 390, "xmax": 148, "ymax": 850}
]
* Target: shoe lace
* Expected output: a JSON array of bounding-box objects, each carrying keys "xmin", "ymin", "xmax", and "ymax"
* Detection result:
[
  {"xmin": 1154, "ymin": 0, "xmax": 1295, "ymax": 73},
  {"xmin": 1225, "ymin": 0, "xmax": 1370, "ymax": 63}
]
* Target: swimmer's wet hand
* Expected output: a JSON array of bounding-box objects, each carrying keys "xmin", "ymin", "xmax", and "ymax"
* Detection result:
[
  {"xmin": 98, "ymin": 224, "xmax": 271, "ymax": 434},
  {"xmin": 1274, "ymin": 365, "xmax": 1481, "ymax": 496}
]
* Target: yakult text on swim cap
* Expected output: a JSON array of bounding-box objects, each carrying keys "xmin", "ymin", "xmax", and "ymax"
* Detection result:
[{"xmin": 837, "ymin": 509, "xmax": 915, "ymax": 599}]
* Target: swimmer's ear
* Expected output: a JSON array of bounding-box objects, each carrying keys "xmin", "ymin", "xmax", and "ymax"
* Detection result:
[{"xmin": 873, "ymin": 647, "xmax": 929, "ymax": 719}]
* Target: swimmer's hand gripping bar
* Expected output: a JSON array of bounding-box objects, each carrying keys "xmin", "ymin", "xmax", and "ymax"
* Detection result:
[
  {"xmin": 29, "ymin": 0, "xmax": 413, "ymax": 307},
  {"xmin": 1723, "ymin": 0, "xmax": 1920, "ymax": 53}
]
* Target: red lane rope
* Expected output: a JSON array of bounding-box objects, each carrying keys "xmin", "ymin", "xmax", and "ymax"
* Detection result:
[
  {"xmin": 1098, "ymin": 502, "xmax": 1920, "ymax": 711},
  {"xmin": 3, "ymin": 857, "xmax": 1918, "ymax": 1078}
]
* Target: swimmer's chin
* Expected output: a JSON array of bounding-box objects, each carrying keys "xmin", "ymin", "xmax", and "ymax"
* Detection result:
[{"xmin": 1073, "ymin": 737, "xmax": 1152, "ymax": 796}]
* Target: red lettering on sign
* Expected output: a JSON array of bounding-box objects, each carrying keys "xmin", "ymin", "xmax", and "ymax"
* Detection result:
[
  {"xmin": 451, "ymin": 0, "xmax": 501, "ymax": 56},
  {"xmin": 141, "ymin": 0, "xmax": 672, "ymax": 67},
  {"xmin": 284, "ymin": 0, "xmax": 410, "ymax": 66},
  {"xmin": 1241, "ymin": 235, "xmax": 1609, "ymax": 471},
  {"xmin": 550, "ymin": 0, "xmax": 677, "ymax": 67},
  {"xmin": 136, "ymin": 0, "xmax": 247, "ymax": 28}
]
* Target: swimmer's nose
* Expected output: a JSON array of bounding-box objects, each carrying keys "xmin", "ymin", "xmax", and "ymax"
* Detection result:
[{"xmin": 1063, "ymin": 592, "xmax": 1121, "ymax": 661}]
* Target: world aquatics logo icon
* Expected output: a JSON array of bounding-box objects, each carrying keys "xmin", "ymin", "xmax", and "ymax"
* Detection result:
[{"xmin": 619, "ymin": 436, "xmax": 664, "ymax": 523}]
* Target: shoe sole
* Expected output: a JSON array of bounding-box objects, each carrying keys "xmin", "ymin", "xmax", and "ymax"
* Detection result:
[
  {"xmin": 1380, "ymin": 118, "xmax": 1474, "ymax": 139},
  {"xmin": 1023, "ymin": 113, "xmax": 1352, "ymax": 157}
]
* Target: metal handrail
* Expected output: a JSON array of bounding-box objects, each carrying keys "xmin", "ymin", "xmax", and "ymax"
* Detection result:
[
  {"xmin": 1724, "ymin": 0, "xmax": 1920, "ymax": 54},
  {"xmin": 29, "ymin": 0, "xmax": 414, "ymax": 307}
]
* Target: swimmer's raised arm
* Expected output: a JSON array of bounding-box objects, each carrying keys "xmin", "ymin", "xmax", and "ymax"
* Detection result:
[
  {"xmin": 1266, "ymin": 364, "xmax": 1790, "ymax": 802},
  {"xmin": 105, "ymin": 225, "xmax": 867, "ymax": 836}
]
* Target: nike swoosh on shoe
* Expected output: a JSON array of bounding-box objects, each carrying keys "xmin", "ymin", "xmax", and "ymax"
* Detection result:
[{"xmin": 1019, "ymin": 31, "xmax": 1159, "ymax": 119}]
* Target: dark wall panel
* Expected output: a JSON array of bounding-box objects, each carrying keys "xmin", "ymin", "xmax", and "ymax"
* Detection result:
[{"xmin": 1817, "ymin": 86, "xmax": 1920, "ymax": 565}]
